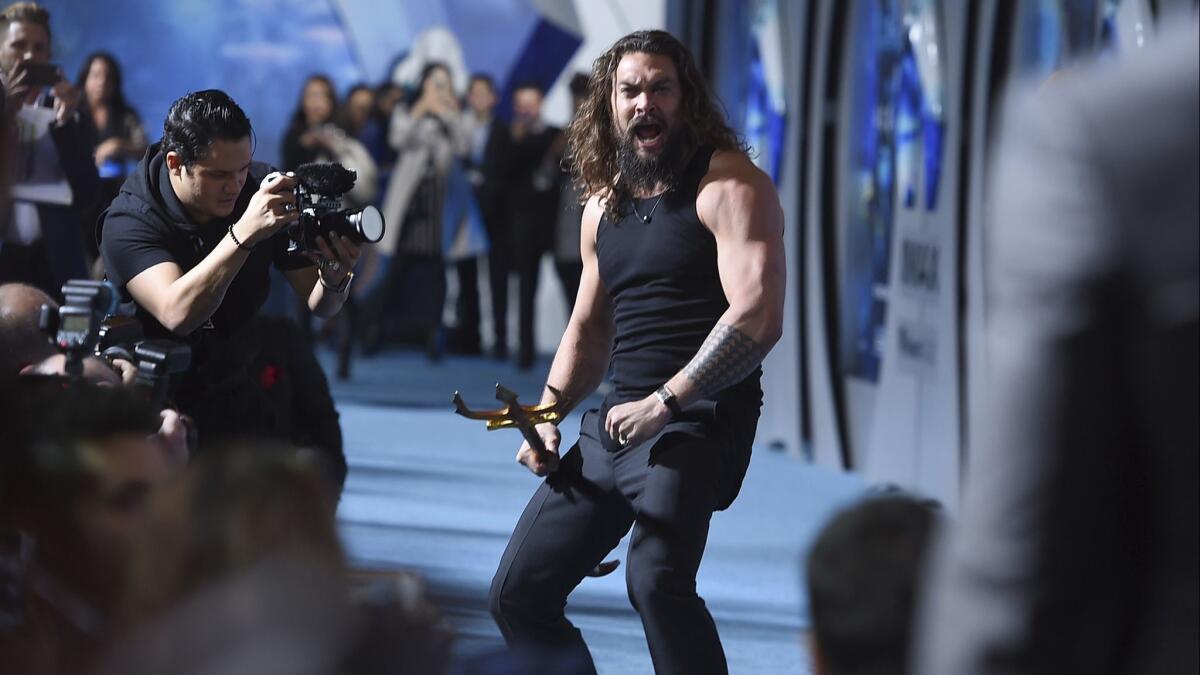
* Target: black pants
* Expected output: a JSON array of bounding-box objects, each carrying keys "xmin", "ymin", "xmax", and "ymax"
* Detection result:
[
  {"xmin": 452, "ymin": 257, "xmax": 481, "ymax": 353},
  {"xmin": 515, "ymin": 247, "xmax": 543, "ymax": 368},
  {"xmin": 486, "ymin": 225, "xmax": 512, "ymax": 352},
  {"xmin": 489, "ymin": 408, "xmax": 753, "ymax": 675}
]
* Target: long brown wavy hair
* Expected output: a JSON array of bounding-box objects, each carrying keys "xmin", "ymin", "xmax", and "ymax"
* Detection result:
[{"xmin": 565, "ymin": 30, "xmax": 746, "ymax": 218}]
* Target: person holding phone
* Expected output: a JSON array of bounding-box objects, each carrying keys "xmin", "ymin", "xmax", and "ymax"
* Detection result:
[{"xmin": 0, "ymin": 2, "xmax": 99, "ymax": 297}]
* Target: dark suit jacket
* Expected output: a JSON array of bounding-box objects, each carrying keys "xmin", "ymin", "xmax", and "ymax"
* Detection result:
[{"xmin": 917, "ymin": 21, "xmax": 1199, "ymax": 675}]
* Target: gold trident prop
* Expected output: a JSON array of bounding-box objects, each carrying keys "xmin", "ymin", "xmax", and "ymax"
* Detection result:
[
  {"xmin": 452, "ymin": 384, "xmax": 564, "ymax": 463},
  {"xmin": 452, "ymin": 384, "xmax": 621, "ymax": 578}
]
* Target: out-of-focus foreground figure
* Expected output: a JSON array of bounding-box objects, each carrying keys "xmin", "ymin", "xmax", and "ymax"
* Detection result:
[{"xmin": 916, "ymin": 19, "xmax": 1198, "ymax": 675}]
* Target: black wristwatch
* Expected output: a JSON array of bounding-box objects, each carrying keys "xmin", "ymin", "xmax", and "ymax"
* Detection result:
[{"xmin": 655, "ymin": 384, "xmax": 683, "ymax": 417}]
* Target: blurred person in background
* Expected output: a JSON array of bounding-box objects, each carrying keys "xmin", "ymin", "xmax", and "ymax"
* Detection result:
[
  {"xmin": 375, "ymin": 81, "xmax": 405, "ymax": 121},
  {"xmin": 444, "ymin": 73, "xmax": 501, "ymax": 357},
  {"xmin": 372, "ymin": 81, "xmax": 403, "ymax": 172},
  {"xmin": 462, "ymin": 73, "xmax": 506, "ymax": 358},
  {"xmin": 281, "ymin": 74, "xmax": 376, "ymax": 207},
  {"xmin": 0, "ymin": 1, "xmax": 99, "ymax": 296},
  {"xmin": 107, "ymin": 442, "xmax": 451, "ymax": 675},
  {"xmin": 341, "ymin": 83, "xmax": 390, "ymax": 170},
  {"xmin": 76, "ymin": 52, "xmax": 145, "ymax": 171},
  {"xmin": 367, "ymin": 62, "xmax": 466, "ymax": 360},
  {"xmin": 915, "ymin": 19, "xmax": 1198, "ymax": 675},
  {"xmin": 280, "ymin": 74, "xmax": 376, "ymax": 356},
  {"xmin": 550, "ymin": 72, "xmax": 591, "ymax": 314},
  {"xmin": 805, "ymin": 495, "xmax": 938, "ymax": 675},
  {"xmin": 491, "ymin": 81, "xmax": 560, "ymax": 370},
  {"xmin": 0, "ymin": 378, "xmax": 172, "ymax": 675},
  {"xmin": 75, "ymin": 51, "xmax": 146, "ymax": 269},
  {"xmin": 341, "ymin": 84, "xmax": 374, "ymax": 137}
]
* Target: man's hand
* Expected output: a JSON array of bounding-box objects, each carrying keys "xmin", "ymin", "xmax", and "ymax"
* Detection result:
[
  {"xmin": 157, "ymin": 408, "xmax": 192, "ymax": 468},
  {"xmin": 50, "ymin": 79, "xmax": 79, "ymax": 126},
  {"xmin": 2, "ymin": 63, "xmax": 30, "ymax": 112},
  {"xmin": 110, "ymin": 357, "xmax": 137, "ymax": 387},
  {"xmin": 605, "ymin": 395, "xmax": 670, "ymax": 448},
  {"xmin": 516, "ymin": 422, "xmax": 561, "ymax": 476},
  {"xmin": 308, "ymin": 232, "xmax": 361, "ymax": 288},
  {"xmin": 235, "ymin": 172, "xmax": 299, "ymax": 246}
]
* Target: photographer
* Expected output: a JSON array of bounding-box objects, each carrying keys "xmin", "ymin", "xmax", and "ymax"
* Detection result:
[
  {"xmin": 0, "ymin": 1, "xmax": 99, "ymax": 295},
  {"xmin": 98, "ymin": 89, "xmax": 360, "ymax": 448},
  {"xmin": 1, "ymin": 281, "xmax": 192, "ymax": 465}
]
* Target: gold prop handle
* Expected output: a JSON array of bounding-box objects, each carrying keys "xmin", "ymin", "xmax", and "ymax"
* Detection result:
[{"xmin": 452, "ymin": 385, "xmax": 566, "ymax": 462}]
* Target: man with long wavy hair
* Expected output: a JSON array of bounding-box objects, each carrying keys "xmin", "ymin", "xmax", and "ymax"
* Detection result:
[{"xmin": 487, "ymin": 30, "xmax": 785, "ymax": 674}]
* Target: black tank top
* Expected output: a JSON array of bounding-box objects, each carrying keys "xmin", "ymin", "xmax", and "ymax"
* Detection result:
[{"xmin": 597, "ymin": 146, "xmax": 762, "ymax": 408}]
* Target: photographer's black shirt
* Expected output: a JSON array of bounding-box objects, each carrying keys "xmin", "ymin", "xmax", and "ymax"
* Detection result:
[
  {"xmin": 99, "ymin": 145, "xmax": 310, "ymax": 339},
  {"xmin": 98, "ymin": 145, "xmax": 312, "ymax": 437}
]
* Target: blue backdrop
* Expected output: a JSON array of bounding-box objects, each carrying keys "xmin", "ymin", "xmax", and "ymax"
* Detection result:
[{"xmin": 39, "ymin": 0, "xmax": 580, "ymax": 167}]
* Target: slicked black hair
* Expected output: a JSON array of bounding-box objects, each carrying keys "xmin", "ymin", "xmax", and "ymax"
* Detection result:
[{"xmin": 161, "ymin": 89, "xmax": 253, "ymax": 166}]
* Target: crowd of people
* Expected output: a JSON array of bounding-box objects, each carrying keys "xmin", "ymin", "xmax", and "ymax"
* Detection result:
[
  {"xmin": 1, "ymin": 6, "xmax": 588, "ymax": 378},
  {"xmin": 276, "ymin": 60, "xmax": 591, "ymax": 373},
  {"xmin": 1, "ymin": 0, "xmax": 1196, "ymax": 674}
]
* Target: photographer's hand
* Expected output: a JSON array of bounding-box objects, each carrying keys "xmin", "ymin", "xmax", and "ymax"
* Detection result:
[
  {"xmin": 290, "ymin": 233, "xmax": 361, "ymax": 318},
  {"xmin": 312, "ymin": 233, "xmax": 361, "ymax": 287},
  {"xmin": 111, "ymin": 357, "xmax": 138, "ymax": 387},
  {"xmin": 125, "ymin": 171, "xmax": 302, "ymax": 336},
  {"xmin": 233, "ymin": 172, "xmax": 299, "ymax": 246}
]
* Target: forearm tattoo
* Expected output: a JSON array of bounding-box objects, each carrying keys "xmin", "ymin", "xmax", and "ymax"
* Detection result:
[{"xmin": 683, "ymin": 323, "xmax": 768, "ymax": 396}]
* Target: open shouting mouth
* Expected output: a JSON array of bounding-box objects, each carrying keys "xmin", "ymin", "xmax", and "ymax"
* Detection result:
[{"xmin": 631, "ymin": 117, "xmax": 666, "ymax": 152}]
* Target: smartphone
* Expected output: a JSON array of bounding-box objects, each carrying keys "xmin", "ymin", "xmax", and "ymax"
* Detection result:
[{"xmin": 19, "ymin": 62, "xmax": 62, "ymax": 87}]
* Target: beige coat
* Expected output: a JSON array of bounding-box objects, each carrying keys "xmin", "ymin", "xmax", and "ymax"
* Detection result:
[{"xmin": 378, "ymin": 105, "xmax": 468, "ymax": 254}]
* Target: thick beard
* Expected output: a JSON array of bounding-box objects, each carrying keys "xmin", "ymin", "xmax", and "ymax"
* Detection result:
[{"xmin": 615, "ymin": 125, "xmax": 684, "ymax": 197}]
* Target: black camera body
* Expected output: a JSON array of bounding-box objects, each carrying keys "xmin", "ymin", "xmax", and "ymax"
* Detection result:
[
  {"xmin": 38, "ymin": 280, "xmax": 117, "ymax": 378},
  {"xmin": 287, "ymin": 162, "xmax": 385, "ymax": 255},
  {"xmin": 96, "ymin": 316, "xmax": 192, "ymax": 408},
  {"xmin": 38, "ymin": 281, "xmax": 191, "ymax": 407}
]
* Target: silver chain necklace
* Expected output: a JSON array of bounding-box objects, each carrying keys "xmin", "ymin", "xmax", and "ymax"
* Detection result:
[{"xmin": 630, "ymin": 191, "xmax": 668, "ymax": 223}]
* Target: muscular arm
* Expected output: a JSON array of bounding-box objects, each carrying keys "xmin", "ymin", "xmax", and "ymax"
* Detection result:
[
  {"xmin": 600, "ymin": 153, "xmax": 783, "ymax": 446},
  {"xmin": 125, "ymin": 230, "xmax": 254, "ymax": 335},
  {"xmin": 665, "ymin": 152, "xmax": 785, "ymax": 405},
  {"xmin": 540, "ymin": 196, "xmax": 614, "ymax": 415},
  {"xmin": 124, "ymin": 173, "xmax": 299, "ymax": 334}
]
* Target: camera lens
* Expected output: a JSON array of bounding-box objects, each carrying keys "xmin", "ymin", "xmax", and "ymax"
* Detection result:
[{"xmin": 348, "ymin": 206, "xmax": 385, "ymax": 243}]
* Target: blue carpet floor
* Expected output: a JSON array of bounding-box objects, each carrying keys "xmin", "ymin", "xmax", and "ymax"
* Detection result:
[{"xmin": 326, "ymin": 349, "xmax": 865, "ymax": 674}]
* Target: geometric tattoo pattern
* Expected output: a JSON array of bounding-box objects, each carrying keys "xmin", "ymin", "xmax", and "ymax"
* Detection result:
[{"xmin": 683, "ymin": 322, "xmax": 768, "ymax": 396}]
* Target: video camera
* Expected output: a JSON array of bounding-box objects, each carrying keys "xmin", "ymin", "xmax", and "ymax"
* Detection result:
[
  {"xmin": 38, "ymin": 280, "xmax": 191, "ymax": 407},
  {"xmin": 287, "ymin": 162, "xmax": 386, "ymax": 255}
]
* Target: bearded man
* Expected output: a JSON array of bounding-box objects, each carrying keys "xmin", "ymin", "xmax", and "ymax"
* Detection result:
[{"xmin": 486, "ymin": 30, "xmax": 786, "ymax": 675}]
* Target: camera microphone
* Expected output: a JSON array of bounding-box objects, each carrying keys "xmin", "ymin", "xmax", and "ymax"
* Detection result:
[{"xmin": 293, "ymin": 162, "xmax": 356, "ymax": 196}]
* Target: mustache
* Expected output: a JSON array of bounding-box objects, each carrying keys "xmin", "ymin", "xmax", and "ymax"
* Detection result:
[{"xmin": 626, "ymin": 114, "xmax": 665, "ymax": 134}]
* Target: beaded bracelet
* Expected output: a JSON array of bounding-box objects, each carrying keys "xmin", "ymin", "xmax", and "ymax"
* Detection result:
[{"xmin": 227, "ymin": 224, "xmax": 254, "ymax": 251}]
